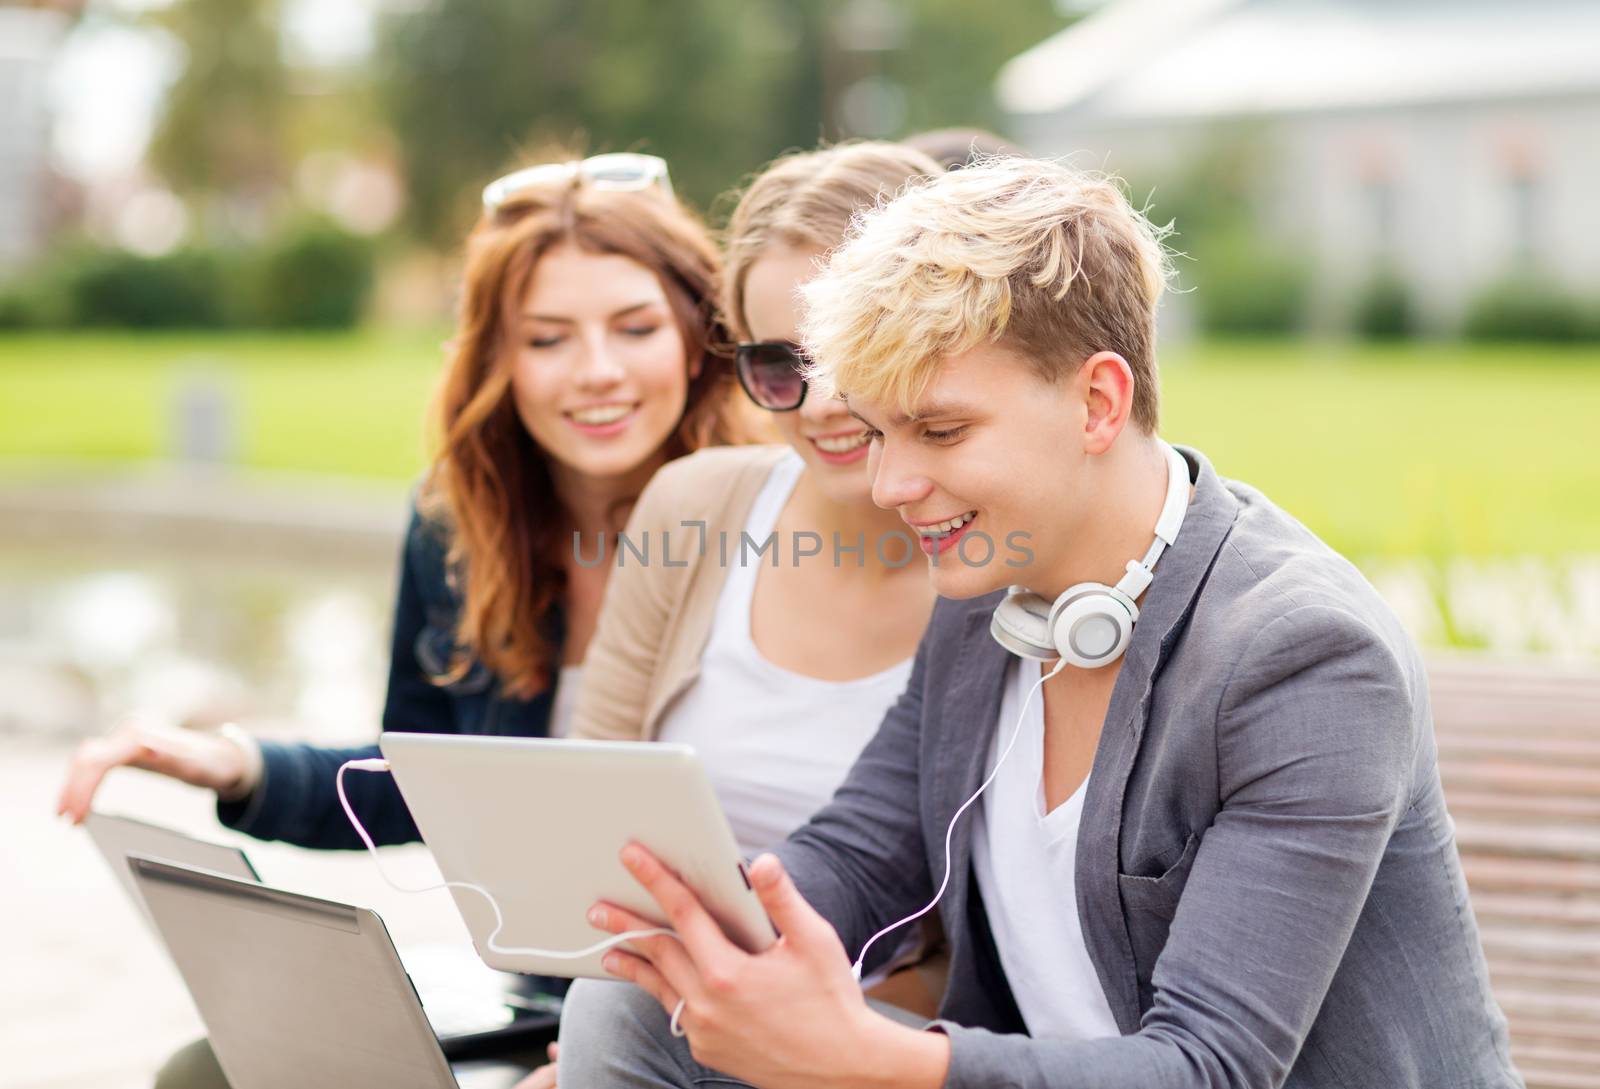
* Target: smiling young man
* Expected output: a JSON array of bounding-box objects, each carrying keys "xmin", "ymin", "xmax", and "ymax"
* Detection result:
[{"xmin": 556, "ymin": 157, "xmax": 1522, "ymax": 1089}]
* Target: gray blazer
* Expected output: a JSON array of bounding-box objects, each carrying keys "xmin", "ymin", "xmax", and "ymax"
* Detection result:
[{"xmin": 778, "ymin": 446, "xmax": 1522, "ymax": 1089}]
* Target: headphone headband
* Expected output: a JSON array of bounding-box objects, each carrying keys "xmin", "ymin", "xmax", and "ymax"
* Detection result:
[
  {"xmin": 990, "ymin": 440, "xmax": 1193, "ymax": 666},
  {"xmin": 1112, "ymin": 441, "xmax": 1191, "ymax": 603}
]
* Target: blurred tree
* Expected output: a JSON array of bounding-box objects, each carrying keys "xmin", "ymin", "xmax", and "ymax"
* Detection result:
[
  {"xmin": 1122, "ymin": 123, "xmax": 1318, "ymax": 334},
  {"xmin": 252, "ymin": 216, "xmax": 377, "ymax": 328},
  {"xmin": 377, "ymin": 0, "xmax": 816, "ymax": 242},
  {"xmin": 146, "ymin": 0, "xmax": 293, "ymax": 207},
  {"xmin": 375, "ymin": 0, "xmax": 1068, "ymax": 243},
  {"xmin": 880, "ymin": 0, "xmax": 1064, "ymax": 141},
  {"xmin": 1129, "ymin": 124, "xmax": 1280, "ymax": 255}
]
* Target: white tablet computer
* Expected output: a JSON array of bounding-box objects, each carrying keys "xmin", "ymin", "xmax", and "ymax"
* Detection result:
[{"xmin": 378, "ymin": 732, "xmax": 777, "ymax": 979}]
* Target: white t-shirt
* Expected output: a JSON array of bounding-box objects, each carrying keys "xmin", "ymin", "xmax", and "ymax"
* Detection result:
[
  {"xmin": 655, "ymin": 451, "xmax": 915, "ymax": 857},
  {"xmin": 548, "ymin": 664, "xmax": 583, "ymax": 740},
  {"xmin": 971, "ymin": 656, "xmax": 1122, "ymax": 1040}
]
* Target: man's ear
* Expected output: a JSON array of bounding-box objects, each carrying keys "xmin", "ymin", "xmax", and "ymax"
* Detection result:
[{"xmin": 1079, "ymin": 351, "xmax": 1135, "ymax": 456}]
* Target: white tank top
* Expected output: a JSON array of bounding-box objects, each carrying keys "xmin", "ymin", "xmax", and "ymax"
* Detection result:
[
  {"xmin": 654, "ymin": 451, "xmax": 914, "ymax": 856},
  {"xmin": 549, "ymin": 664, "xmax": 583, "ymax": 739}
]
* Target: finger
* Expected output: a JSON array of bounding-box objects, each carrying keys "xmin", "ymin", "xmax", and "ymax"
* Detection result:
[
  {"xmin": 588, "ymin": 898, "xmax": 670, "ymax": 946},
  {"xmin": 746, "ymin": 854, "xmax": 838, "ymax": 954},
  {"xmin": 56, "ymin": 757, "xmax": 107, "ymax": 823},
  {"xmin": 546, "ymin": 1042, "xmax": 559, "ymax": 1062},
  {"xmin": 589, "ymin": 901, "xmax": 702, "ymax": 1000},
  {"xmin": 620, "ymin": 843, "xmax": 740, "ymax": 968},
  {"xmin": 56, "ymin": 736, "xmax": 141, "ymax": 823},
  {"xmin": 601, "ymin": 948, "xmax": 681, "ymax": 1019}
]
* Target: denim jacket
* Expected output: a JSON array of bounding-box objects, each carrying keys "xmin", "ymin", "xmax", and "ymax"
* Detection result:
[{"xmin": 218, "ymin": 497, "xmax": 562, "ymax": 848}]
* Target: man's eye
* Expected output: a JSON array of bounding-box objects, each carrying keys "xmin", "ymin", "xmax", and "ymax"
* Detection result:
[
  {"xmin": 862, "ymin": 428, "xmax": 883, "ymax": 442},
  {"xmin": 924, "ymin": 426, "xmax": 967, "ymax": 443}
]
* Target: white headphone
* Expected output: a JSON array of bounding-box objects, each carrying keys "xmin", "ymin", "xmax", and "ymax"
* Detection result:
[{"xmin": 989, "ymin": 441, "xmax": 1191, "ymax": 668}]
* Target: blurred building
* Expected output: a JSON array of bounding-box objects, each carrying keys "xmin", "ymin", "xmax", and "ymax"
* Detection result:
[
  {"xmin": 0, "ymin": 5, "xmax": 71, "ymax": 270},
  {"xmin": 999, "ymin": 0, "xmax": 1600, "ymax": 331}
]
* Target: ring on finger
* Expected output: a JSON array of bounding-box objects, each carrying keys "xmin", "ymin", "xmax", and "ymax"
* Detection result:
[{"xmin": 670, "ymin": 997, "xmax": 688, "ymax": 1038}]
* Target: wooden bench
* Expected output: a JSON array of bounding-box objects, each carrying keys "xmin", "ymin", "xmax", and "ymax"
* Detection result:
[{"xmin": 1429, "ymin": 656, "xmax": 1600, "ymax": 1089}]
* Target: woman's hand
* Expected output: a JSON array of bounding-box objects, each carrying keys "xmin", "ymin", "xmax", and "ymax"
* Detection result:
[
  {"xmin": 55, "ymin": 715, "xmax": 256, "ymax": 823},
  {"xmin": 591, "ymin": 845, "xmax": 949, "ymax": 1089},
  {"xmin": 510, "ymin": 1042, "xmax": 559, "ymax": 1089}
]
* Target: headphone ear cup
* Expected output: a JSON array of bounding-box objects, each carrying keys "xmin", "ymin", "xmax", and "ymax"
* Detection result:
[
  {"xmin": 989, "ymin": 590, "xmax": 1059, "ymax": 661},
  {"xmin": 1050, "ymin": 588, "xmax": 1135, "ymax": 669}
]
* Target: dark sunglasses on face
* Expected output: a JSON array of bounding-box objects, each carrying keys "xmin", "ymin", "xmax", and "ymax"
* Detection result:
[{"xmin": 734, "ymin": 340, "xmax": 809, "ymax": 411}]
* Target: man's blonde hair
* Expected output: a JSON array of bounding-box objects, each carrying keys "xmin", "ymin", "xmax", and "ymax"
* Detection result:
[
  {"xmin": 721, "ymin": 142, "xmax": 939, "ymax": 341},
  {"xmin": 799, "ymin": 156, "xmax": 1174, "ymax": 432}
]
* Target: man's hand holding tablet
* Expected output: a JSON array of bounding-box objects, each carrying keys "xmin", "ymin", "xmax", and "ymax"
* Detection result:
[{"xmin": 591, "ymin": 844, "xmax": 950, "ymax": 1089}]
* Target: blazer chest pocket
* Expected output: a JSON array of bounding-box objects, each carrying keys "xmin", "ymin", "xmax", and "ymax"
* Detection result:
[
  {"xmin": 1116, "ymin": 831, "xmax": 1200, "ymax": 1010},
  {"xmin": 1118, "ymin": 831, "xmax": 1200, "ymax": 920}
]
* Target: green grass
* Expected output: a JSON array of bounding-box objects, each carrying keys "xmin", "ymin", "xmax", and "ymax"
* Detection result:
[
  {"xmin": 3, "ymin": 331, "xmax": 1598, "ymax": 560},
  {"xmin": 1158, "ymin": 339, "xmax": 1600, "ymax": 560},
  {"xmin": 0, "ymin": 329, "xmax": 444, "ymax": 480}
]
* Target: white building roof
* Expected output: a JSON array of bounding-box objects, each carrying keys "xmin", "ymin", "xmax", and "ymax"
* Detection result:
[{"xmin": 999, "ymin": 0, "xmax": 1600, "ymax": 123}]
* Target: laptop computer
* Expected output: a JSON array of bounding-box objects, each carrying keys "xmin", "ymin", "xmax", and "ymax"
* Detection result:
[
  {"xmin": 85, "ymin": 811, "xmax": 558, "ymax": 1055},
  {"xmin": 129, "ymin": 855, "xmax": 542, "ymax": 1089}
]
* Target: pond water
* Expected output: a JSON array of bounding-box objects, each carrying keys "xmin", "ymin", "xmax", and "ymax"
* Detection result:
[
  {"xmin": 3, "ymin": 538, "xmax": 1596, "ymax": 744},
  {"xmin": 0, "ymin": 542, "xmax": 393, "ymax": 743}
]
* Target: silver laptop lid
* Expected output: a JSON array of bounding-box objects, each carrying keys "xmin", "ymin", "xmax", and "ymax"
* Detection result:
[
  {"xmin": 85, "ymin": 811, "xmax": 259, "ymax": 932},
  {"xmin": 129, "ymin": 856, "xmax": 458, "ymax": 1089}
]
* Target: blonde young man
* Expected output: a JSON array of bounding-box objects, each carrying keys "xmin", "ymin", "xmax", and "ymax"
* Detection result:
[{"xmin": 560, "ymin": 158, "xmax": 1522, "ymax": 1089}]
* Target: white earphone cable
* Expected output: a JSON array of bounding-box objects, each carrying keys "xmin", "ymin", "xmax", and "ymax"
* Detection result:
[
  {"xmin": 850, "ymin": 656, "xmax": 1067, "ymax": 980},
  {"xmin": 336, "ymin": 759, "xmax": 679, "ymax": 962},
  {"xmin": 344, "ymin": 648, "xmax": 1061, "ymax": 985}
]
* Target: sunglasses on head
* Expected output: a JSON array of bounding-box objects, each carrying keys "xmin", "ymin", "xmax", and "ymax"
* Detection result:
[
  {"xmin": 481, "ymin": 153, "xmax": 673, "ymax": 212},
  {"xmin": 734, "ymin": 340, "xmax": 810, "ymax": 412}
]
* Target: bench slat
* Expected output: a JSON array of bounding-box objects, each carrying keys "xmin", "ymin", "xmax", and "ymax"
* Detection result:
[
  {"xmin": 1427, "ymin": 656, "xmax": 1600, "ymax": 1089},
  {"xmin": 1441, "ymin": 789, "xmax": 1600, "ymax": 823}
]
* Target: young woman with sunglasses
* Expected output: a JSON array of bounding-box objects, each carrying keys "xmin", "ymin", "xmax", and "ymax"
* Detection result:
[
  {"xmin": 575, "ymin": 141, "xmax": 940, "ymax": 849},
  {"xmin": 55, "ymin": 154, "xmax": 755, "ymax": 1087}
]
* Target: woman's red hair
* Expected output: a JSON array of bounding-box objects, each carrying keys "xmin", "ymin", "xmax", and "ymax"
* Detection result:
[{"xmin": 423, "ymin": 180, "xmax": 749, "ymax": 697}]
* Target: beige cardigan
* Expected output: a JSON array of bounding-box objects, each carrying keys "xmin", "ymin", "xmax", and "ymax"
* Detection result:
[{"xmin": 573, "ymin": 444, "xmax": 791, "ymax": 742}]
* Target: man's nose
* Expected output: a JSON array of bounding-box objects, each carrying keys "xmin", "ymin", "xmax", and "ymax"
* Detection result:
[{"xmin": 870, "ymin": 440, "xmax": 933, "ymax": 512}]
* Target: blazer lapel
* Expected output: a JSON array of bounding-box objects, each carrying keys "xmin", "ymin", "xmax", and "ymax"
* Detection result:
[{"xmin": 1076, "ymin": 444, "xmax": 1241, "ymax": 1033}]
